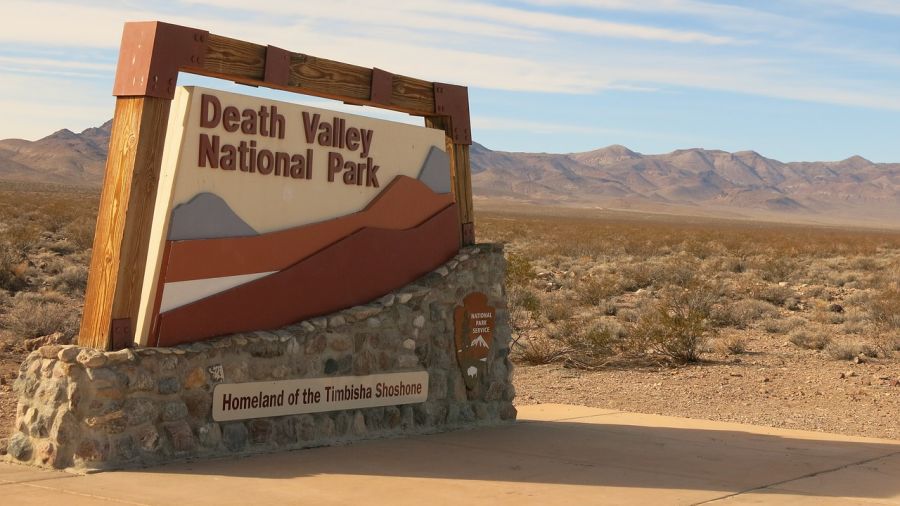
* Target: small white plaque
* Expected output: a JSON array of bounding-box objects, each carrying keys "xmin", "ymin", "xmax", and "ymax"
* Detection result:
[{"xmin": 211, "ymin": 371, "xmax": 429, "ymax": 421}]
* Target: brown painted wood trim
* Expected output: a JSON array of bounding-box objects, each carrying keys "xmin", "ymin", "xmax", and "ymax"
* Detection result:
[
  {"xmin": 263, "ymin": 45, "xmax": 291, "ymax": 86},
  {"xmin": 433, "ymin": 83, "xmax": 471, "ymax": 145},
  {"xmin": 79, "ymin": 97, "xmax": 171, "ymax": 349},
  {"xmin": 369, "ymin": 68, "xmax": 394, "ymax": 106},
  {"xmin": 164, "ymin": 176, "xmax": 453, "ymax": 282},
  {"xmin": 112, "ymin": 22, "xmax": 208, "ymax": 99},
  {"xmin": 155, "ymin": 204, "xmax": 461, "ymax": 346}
]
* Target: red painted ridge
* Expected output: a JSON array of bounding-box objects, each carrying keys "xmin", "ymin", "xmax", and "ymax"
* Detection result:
[
  {"xmin": 155, "ymin": 204, "xmax": 461, "ymax": 346},
  {"xmin": 164, "ymin": 175, "xmax": 454, "ymax": 283}
]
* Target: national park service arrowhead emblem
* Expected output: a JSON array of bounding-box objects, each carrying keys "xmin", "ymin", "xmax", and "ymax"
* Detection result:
[{"xmin": 453, "ymin": 292, "xmax": 495, "ymax": 390}]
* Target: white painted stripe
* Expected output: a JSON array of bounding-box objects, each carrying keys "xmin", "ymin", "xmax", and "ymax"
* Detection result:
[{"xmin": 159, "ymin": 272, "xmax": 276, "ymax": 313}]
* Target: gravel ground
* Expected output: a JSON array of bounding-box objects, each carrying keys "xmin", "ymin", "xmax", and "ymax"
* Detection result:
[
  {"xmin": 2, "ymin": 332, "xmax": 897, "ymax": 441},
  {"xmin": 513, "ymin": 329, "xmax": 900, "ymax": 440},
  {"xmin": 0, "ymin": 334, "xmax": 21, "ymax": 439}
]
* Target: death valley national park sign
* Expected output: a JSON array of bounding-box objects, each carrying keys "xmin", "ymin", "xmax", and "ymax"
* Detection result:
[{"xmin": 135, "ymin": 86, "xmax": 460, "ymax": 346}]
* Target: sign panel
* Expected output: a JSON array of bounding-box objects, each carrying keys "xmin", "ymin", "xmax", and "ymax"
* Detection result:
[
  {"xmin": 136, "ymin": 86, "xmax": 460, "ymax": 347},
  {"xmin": 454, "ymin": 292, "xmax": 495, "ymax": 389},
  {"xmin": 211, "ymin": 371, "xmax": 429, "ymax": 422}
]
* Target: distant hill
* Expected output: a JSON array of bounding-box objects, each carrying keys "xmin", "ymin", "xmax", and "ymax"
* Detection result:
[
  {"xmin": 0, "ymin": 121, "xmax": 111, "ymax": 186},
  {"xmin": 471, "ymin": 143, "xmax": 900, "ymax": 227},
  {"xmin": 1, "ymin": 121, "xmax": 898, "ymax": 227}
]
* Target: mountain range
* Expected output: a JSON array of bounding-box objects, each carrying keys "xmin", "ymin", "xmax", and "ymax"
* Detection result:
[
  {"xmin": 1, "ymin": 121, "xmax": 898, "ymax": 227},
  {"xmin": 470, "ymin": 143, "xmax": 899, "ymax": 227}
]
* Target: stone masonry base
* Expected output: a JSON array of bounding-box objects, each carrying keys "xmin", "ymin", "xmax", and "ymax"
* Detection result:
[{"xmin": 3, "ymin": 244, "xmax": 515, "ymax": 470}]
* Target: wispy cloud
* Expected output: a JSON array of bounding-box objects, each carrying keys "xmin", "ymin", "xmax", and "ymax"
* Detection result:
[
  {"xmin": 816, "ymin": 0, "xmax": 900, "ymax": 16},
  {"xmin": 186, "ymin": 0, "xmax": 738, "ymax": 45},
  {"xmin": 0, "ymin": 0, "xmax": 898, "ymax": 156},
  {"xmin": 0, "ymin": 72, "xmax": 112, "ymax": 139}
]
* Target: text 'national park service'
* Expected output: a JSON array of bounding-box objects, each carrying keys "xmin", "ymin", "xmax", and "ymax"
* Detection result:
[{"xmin": 197, "ymin": 94, "xmax": 382, "ymax": 187}]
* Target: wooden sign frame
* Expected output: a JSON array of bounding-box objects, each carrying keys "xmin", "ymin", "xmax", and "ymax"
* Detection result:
[{"xmin": 79, "ymin": 21, "xmax": 474, "ymax": 350}]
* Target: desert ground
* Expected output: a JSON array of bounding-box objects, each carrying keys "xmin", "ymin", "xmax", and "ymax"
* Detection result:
[
  {"xmin": 477, "ymin": 204, "xmax": 900, "ymax": 440},
  {"xmin": 0, "ymin": 183, "xmax": 898, "ymax": 441}
]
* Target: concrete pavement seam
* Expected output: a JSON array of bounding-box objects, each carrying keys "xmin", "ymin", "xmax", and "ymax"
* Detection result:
[
  {"xmin": 0, "ymin": 474, "xmax": 78, "ymax": 486},
  {"xmin": 12, "ymin": 479, "xmax": 153, "ymax": 505},
  {"xmin": 516, "ymin": 411, "xmax": 626, "ymax": 424},
  {"xmin": 690, "ymin": 449, "xmax": 900, "ymax": 505}
]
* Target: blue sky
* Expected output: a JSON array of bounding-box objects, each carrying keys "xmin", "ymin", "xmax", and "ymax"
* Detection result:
[{"xmin": 2, "ymin": 0, "xmax": 899, "ymax": 162}]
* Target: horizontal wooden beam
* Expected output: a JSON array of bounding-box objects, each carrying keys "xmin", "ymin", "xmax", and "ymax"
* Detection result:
[
  {"xmin": 112, "ymin": 22, "xmax": 469, "ymax": 142},
  {"xmin": 198, "ymin": 35, "xmax": 438, "ymax": 117}
]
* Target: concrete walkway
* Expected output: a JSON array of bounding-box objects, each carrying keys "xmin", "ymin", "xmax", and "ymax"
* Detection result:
[{"xmin": 2, "ymin": 404, "xmax": 899, "ymax": 505}]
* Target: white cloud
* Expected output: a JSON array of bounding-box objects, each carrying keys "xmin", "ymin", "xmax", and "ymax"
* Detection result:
[
  {"xmin": 817, "ymin": 0, "xmax": 900, "ymax": 16},
  {"xmin": 0, "ymin": 0, "xmax": 898, "ymax": 143},
  {"xmin": 0, "ymin": 72, "xmax": 113, "ymax": 140}
]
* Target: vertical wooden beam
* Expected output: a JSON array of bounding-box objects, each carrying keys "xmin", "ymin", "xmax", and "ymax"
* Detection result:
[
  {"xmin": 79, "ymin": 97, "xmax": 171, "ymax": 349},
  {"xmin": 425, "ymin": 116, "xmax": 475, "ymax": 245}
]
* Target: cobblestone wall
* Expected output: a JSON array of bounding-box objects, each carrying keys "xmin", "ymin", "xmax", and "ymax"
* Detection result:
[{"xmin": 3, "ymin": 245, "xmax": 515, "ymax": 470}]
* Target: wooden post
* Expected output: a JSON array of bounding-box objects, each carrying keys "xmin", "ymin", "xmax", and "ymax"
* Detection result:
[
  {"xmin": 79, "ymin": 98, "xmax": 171, "ymax": 349},
  {"xmin": 79, "ymin": 21, "xmax": 474, "ymax": 349},
  {"xmin": 425, "ymin": 116, "xmax": 475, "ymax": 245}
]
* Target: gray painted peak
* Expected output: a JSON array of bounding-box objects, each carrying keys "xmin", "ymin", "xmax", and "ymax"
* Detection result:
[
  {"xmin": 417, "ymin": 146, "xmax": 452, "ymax": 194},
  {"xmin": 168, "ymin": 193, "xmax": 258, "ymax": 240}
]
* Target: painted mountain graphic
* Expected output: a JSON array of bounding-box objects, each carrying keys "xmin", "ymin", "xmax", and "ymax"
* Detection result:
[
  {"xmin": 167, "ymin": 193, "xmax": 257, "ymax": 240},
  {"xmin": 471, "ymin": 336, "xmax": 489, "ymax": 348},
  {"xmin": 162, "ymin": 175, "xmax": 454, "ymax": 282},
  {"xmin": 154, "ymin": 204, "xmax": 460, "ymax": 346},
  {"xmin": 150, "ymin": 174, "xmax": 460, "ymax": 346}
]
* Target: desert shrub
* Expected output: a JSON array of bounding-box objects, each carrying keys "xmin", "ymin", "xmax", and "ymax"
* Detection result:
[
  {"xmin": 564, "ymin": 321, "xmax": 627, "ymax": 366},
  {"xmin": 627, "ymin": 286, "xmax": 715, "ymax": 363},
  {"xmin": 543, "ymin": 296, "xmax": 574, "ymax": 323},
  {"xmin": 597, "ymin": 299, "xmax": 618, "ymax": 316},
  {"xmin": 655, "ymin": 258, "xmax": 699, "ymax": 287},
  {"xmin": 545, "ymin": 320, "xmax": 579, "ymax": 341},
  {"xmin": 828, "ymin": 270, "xmax": 861, "ymax": 287},
  {"xmin": 850, "ymin": 256, "xmax": 879, "ymax": 271},
  {"xmin": 513, "ymin": 338, "xmax": 565, "ymax": 365},
  {"xmin": 46, "ymin": 239, "xmax": 78, "ymax": 255},
  {"xmin": 5, "ymin": 223, "xmax": 40, "ymax": 251},
  {"xmin": 40, "ymin": 200, "xmax": 76, "ymax": 233},
  {"xmin": 715, "ymin": 334, "xmax": 749, "ymax": 355},
  {"xmin": 506, "ymin": 252, "xmax": 535, "ymax": 286},
  {"xmin": 616, "ymin": 264, "xmax": 654, "ymax": 292},
  {"xmin": 752, "ymin": 284, "xmax": 795, "ymax": 306},
  {"xmin": 803, "ymin": 284, "xmax": 829, "ymax": 300},
  {"xmin": 876, "ymin": 332, "xmax": 900, "ymax": 355},
  {"xmin": 754, "ymin": 256, "xmax": 798, "ymax": 283},
  {"xmin": 826, "ymin": 340, "xmax": 878, "ymax": 361},
  {"xmin": 784, "ymin": 297, "xmax": 802, "ymax": 311},
  {"xmin": 763, "ymin": 319, "xmax": 789, "ymax": 334},
  {"xmin": 870, "ymin": 286, "xmax": 900, "ymax": 330},
  {"xmin": 4, "ymin": 292, "xmax": 79, "ymax": 340},
  {"xmin": 710, "ymin": 299, "xmax": 778, "ymax": 328},
  {"xmin": 0, "ymin": 245, "xmax": 29, "ymax": 292},
  {"xmin": 813, "ymin": 308, "xmax": 846, "ymax": 325},
  {"xmin": 842, "ymin": 320, "xmax": 867, "ymax": 335},
  {"xmin": 509, "ymin": 286, "xmax": 542, "ymax": 314},
  {"xmin": 763, "ymin": 316, "xmax": 805, "ymax": 334},
  {"xmin": 576, "ymin": 275, "xmax": 618, "ymax": 306},
  {"xmin": 789, "ymin": 329, "xmax": 831, "ymax": 350},
  {"xmin": 723, "ymin": 256, "xmax": 747, "ymax": 273},
  {"xmin": 64, "ymin": 216, "xmax": 96, "ymax": 250},
  {"xmin": 52, "ymin": 265, "xmax": 89, "ymax": 295},
  {"xmin": 842, "ymin": 307, "xmax": 870, "ymax": 324},
  {"xmin": 616, "ymin": 308, "xmax": 639, "ymax": 323}
]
